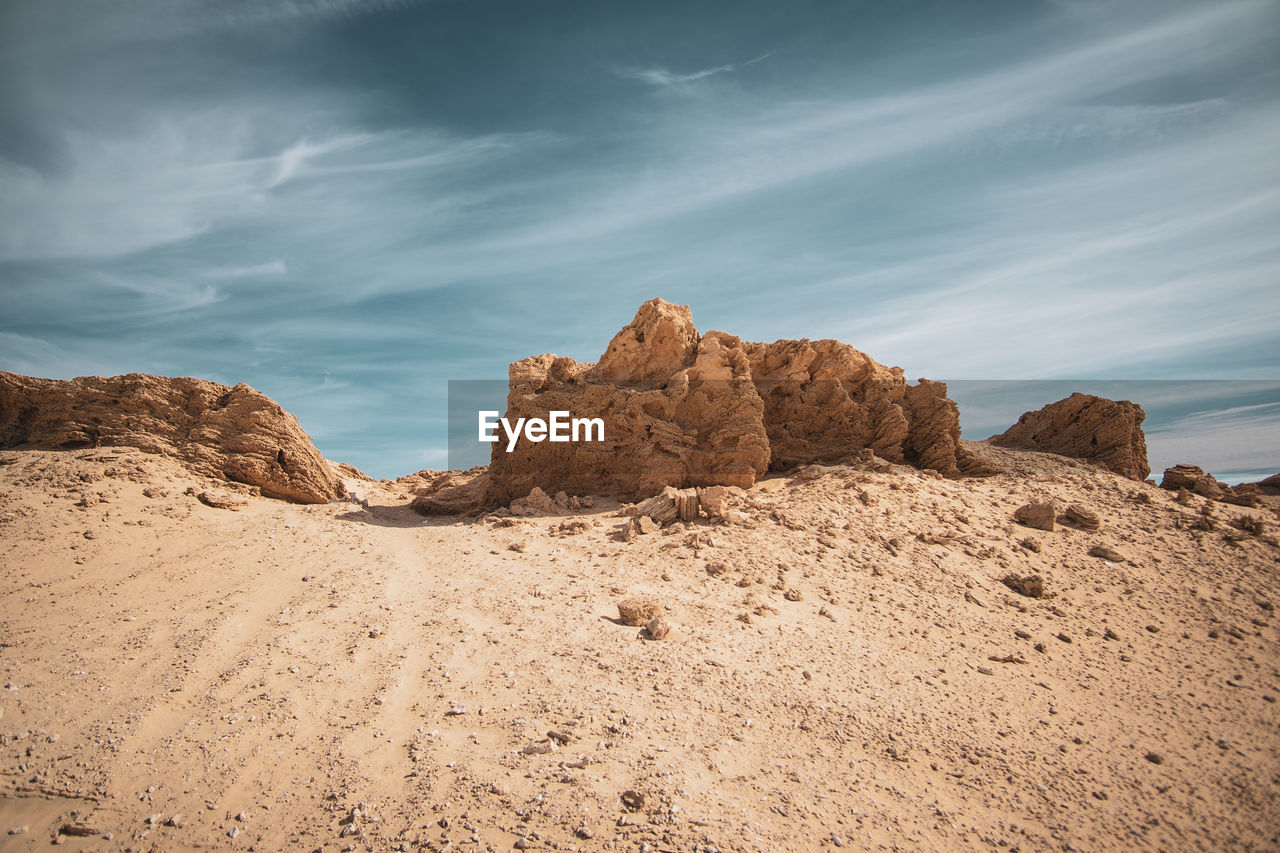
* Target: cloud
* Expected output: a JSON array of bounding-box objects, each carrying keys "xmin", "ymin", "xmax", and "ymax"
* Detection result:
[
  {"xmin": 0, "ymin": 112, "xmax": 548, "ymax": 263},
  {"xmin": 615, "ymin": 51, "xmax": 774, "ymax": 87},
  {"xmin": 2, "ymin": 0, "xmax": 1276, "ymax": 478},
  {"xmin": 1146, "ymin": 401, "xmax": 1280, "ymax": 483}
]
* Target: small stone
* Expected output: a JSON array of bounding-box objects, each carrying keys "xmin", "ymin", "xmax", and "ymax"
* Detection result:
[
  {"xmin": 1145, "ymin": 751, "xmax": 1165, "ymax": 765},
  {"xmin": 1088, "ymin": 544, "xmax": 1127, "ymax": 563},
  {"xmin": 235, "ymin": 811, "xmax": 247, "ymax": 822},
  {"xmin": 784, "ymin": 588, "xmax": 803, "ymax": 602},
  {"xmin": 621, "ymin": 790, "xmax": 645, "ymax": 811},
  {"xmin": 1001, "ymin": 574, "xmax": 1044, "ymax": 598},
  {"xmin": 1104, "ymin": 627, "xmax": 1119, "ymax": 641},
  {"xmin": 1145, "ymin": 625, "xmax": 1160, "ymax": 634},
  {"xmin": 1057, "ymin": 632, "xmax": 1072, "ymax": 643},
  {"xmin": 645, "ymin": 617, "xmax": 670, "ymax": 641},
  {"xmin": 1019, "ymin": 537, "xmax": 1041, "ymax": 553},
  {"xmin": 522, "ymin": 741, "xmax": 556, "ymax": 755},
  {"xmin": 617, "ymin": 597, "xmax": 662, "ymax": 627}
]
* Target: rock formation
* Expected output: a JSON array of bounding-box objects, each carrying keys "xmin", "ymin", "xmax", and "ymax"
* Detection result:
[
  {"xmin": 990, "ymin": 392, "xmax": 1150, "ymax": 480},
  {"xmin": 0, "ymin": 371, "xmax": 342, "ymax": 503},
  {"xmin": 482, "ymin": 298, "xmax": 985, "ymax": 505},
  {"xmin": 1160, "ymin": 464, "xmax": 1226, "ymax": 498},
  {"xmin": 1159, "ymin": 465, "xmax": 1280, "ymax": 510}
]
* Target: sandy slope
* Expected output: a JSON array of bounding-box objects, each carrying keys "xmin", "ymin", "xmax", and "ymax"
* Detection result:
[{"xmin": 0, "ymin": 445, "xmax": 1277, "ymax": 852}]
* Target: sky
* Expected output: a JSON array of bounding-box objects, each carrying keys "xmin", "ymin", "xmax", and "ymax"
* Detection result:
[{"xmin": 1, "ymin": 0, "xmax": 1278, "ymax": 480}]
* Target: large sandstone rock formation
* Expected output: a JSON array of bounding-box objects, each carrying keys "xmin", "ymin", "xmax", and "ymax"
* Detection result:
[
  {"xmin": 483, "ymin": 298, "xmax": 983, "ymax": 504},
  {"xmin": 990, "ymin": 392, "xmax": 1150, "ymax": 480},
  {"xmin": 0, "ymin": 371, "xmax": 342, "ymax": 503}
]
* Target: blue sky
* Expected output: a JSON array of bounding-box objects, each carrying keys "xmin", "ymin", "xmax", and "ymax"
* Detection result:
[{"xmin": 1, "ymin": 0, "xmax": 1278, "ymax": 479}]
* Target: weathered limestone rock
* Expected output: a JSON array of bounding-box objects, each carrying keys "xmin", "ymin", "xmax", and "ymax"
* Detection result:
[
  {"xmin": 484, "ymin": 298, "xmax": 983, "ymax": 504},
  {"xmin": 1160, "ymin": 464, "xmax": 1227, "ymax": 498},
  {"xmin": 0, "ymin": 371, "xmax": 342, "ymax": 503},
  {"xmin": 990, "ymin": 393, "xmax": 1150, "ymax": 480},
  {"xmin": 617, "ymin": 597, "xmax": 663, "ymax": 627},
  {"xmin": 1014, "ymin": 501, "xmax": 1056, "ymax": 531},
  {"xmin": 1064, "ymin": 504, "xmax": 1101, "ymax": 531}
]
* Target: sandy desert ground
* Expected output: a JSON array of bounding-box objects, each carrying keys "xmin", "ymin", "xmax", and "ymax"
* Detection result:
[{"xmin": 1, "ymin": 444, "xmax": 1278, "ymax": 852}]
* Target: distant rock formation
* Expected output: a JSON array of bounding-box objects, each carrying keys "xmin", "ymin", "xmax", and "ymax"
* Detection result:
[
  {"xmin": 1159, "ymin": 464, "xmax": 1280, "ymax": 509},
  {"xmin": 404, "ymin": 468, "xmax": 489, "ymax": 516},
  {"xmin": 483, "ymin": 298, "xmax": 986, "ymax": 504},
  {"xmin": 0, "ymin": 371, "xmax": 342, "ymax": 504},
  {"xmin": 990, "ymin": 392, "xmax": 1150, "ymax": 480},
  {"xmin": 1160, "ymin": 464, "xmax": 1226, "ymax": 498}
]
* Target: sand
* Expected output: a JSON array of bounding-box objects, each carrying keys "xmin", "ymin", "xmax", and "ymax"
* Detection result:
[{"xmin": 0, "ymin": 445, "xmax": 1277, "ymax": 851}]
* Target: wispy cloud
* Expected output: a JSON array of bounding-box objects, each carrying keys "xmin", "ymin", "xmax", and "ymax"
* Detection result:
[
  {"xmin": 1147, "ymin": 401, "xmax": 1280, "ymax": 483},
  {"xmin": 2, "ymin": 0, "xmax": 1277, "ymax": 477},
  {"xmin": 615, "ymin": 51, "xmax": 775, "ymax": 87}
]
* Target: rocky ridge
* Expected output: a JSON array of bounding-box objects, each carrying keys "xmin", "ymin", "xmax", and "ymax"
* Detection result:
[{"xmin": 0, "ymin": 371, "xmax": 342, "ymax": 504}]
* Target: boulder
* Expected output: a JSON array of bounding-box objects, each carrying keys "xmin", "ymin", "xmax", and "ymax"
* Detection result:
[
  {"xmin": 617, "ymin": 597, "xmax": 663, "ymax": 627},
  {"xmin": 629, "ymin": 485, "xmax": 699, "ymax": 524},
  {"xmin": 1001, "ymin": 574, "xmax": 1045, "ymax": 598},
  {"xmin": 1064, "ymin": 504, "xmax": 1101, "ymax": 531},
  {"xmin": 1160, "ymin": 464, "xmax": 1229, "ymax": 499},
  {"xmin": 485, "ymin": 298, "xmax": 985, "ymax": 503},
  {"xmin": 1160, "ymin": 464, "xmax": 1208, "ymax": 491},
  {"xmin": 0, "ymin": 371, "xmax": 342, "ymax": 503},
  {"xmin": 990, "ymin": 393, "xmax": 1150, "ymax": 480},
  {"xmin": 1088, "ymin": 544, "xmax": 1128, "ymax": 563},
  {"xmin": 1014, "ymin": 501, "xmax": 1056, "ymax": 531}
]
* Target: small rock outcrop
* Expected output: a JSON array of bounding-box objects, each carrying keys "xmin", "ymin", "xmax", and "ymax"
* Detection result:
[
  {"xmin": 0, "ymin": 371, "xmax": 342, "ymax": 503},
  {"xmin": 484, "ymin": 298, "xmax": 985, "ymax": 504},
  {"xmin": 990, "ymin": 393, "xmax": 1150, "ymax": 480},
  {"xmin": 1159, "ymin": 465, "xmax": 1280, "ymax": 509},
  {"xmin": 405, "ymin": 468, "xmax": 489, "ymax": 516},
  {"xmin": 1160, "ymin": 464, "xmax": 1226, "ymax": 499}
]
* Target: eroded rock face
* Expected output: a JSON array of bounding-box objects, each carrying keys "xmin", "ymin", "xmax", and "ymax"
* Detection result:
[
  {"xmin": 483, "ymin": 298, "xmax": 982, "ymax": 504},
  {"xmin": 990, "ymin": 393, "xmax": 1150, "ymax": 480},
  {"xmin": 0, "ymin": 371, "xmax": 342, "ymax": 503}
]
